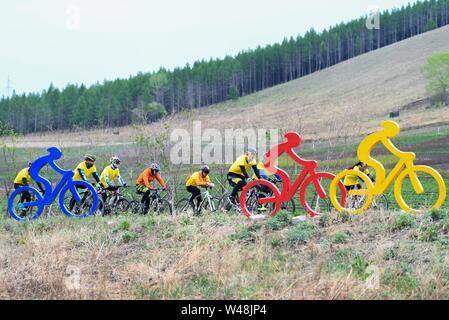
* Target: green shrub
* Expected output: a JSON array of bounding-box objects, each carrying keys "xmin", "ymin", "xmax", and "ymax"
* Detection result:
[
  {"xmin": 333, "ymin": 231, "xmax": 350, "ymax": 243},
  {"xmin": 287, "ymin": 221, "xmax": 316, "ymax": 245},
  {"xmin": 351, "ymin": 255, "xmax": 369, "ymax": 279},
  {"xmin": 121, "ymin": 231, "xmax": 138, "ymax": 243},
  {"xmin": 114, "ymin": 218, "xmax": 130, "ymax": 232},
  {"xmin": 419, "ymin": 225, "xmax": 438, "ymax": 242},
  {"xmin": 383, "ymin": 247, "xmax": 398, "ymax": 260},
  {"xmin": 266, "ymin": 210, "xmax": 291, "ymax": 230},
  {"xmin": 230, "ymin": 225, "xmax": 253, "ymax": 242},
  {"xmin": 318, "ymin": 212, "xmax": 330, "ymax": 227},
  {"xmin": 427, "ymin": 208, "xmax": 448, "ymax": 221},
  {"xmin": 393, "ymin": 213, "xmax": 415, "ymax": 231}
]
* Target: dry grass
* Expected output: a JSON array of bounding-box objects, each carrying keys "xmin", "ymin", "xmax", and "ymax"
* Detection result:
[{"xmin": 1, "ymin": 208, "xmax": 449, "ymax": 300}]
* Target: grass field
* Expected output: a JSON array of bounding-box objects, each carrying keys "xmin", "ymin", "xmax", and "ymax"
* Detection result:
[{"xmin": 2, "ymin": 208, "xmax": 449, "ymax": 299}]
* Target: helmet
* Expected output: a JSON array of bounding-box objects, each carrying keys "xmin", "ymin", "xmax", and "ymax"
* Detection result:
[
  {"xmin": 84, "ymin": 154, "xmax": 96, "ymax": 162},
  {"xmin": 150, "ymin": 163, "xmax": 160, "ymax": 172},
  {"xmin": 200, "ymin": 165, "xmax": 210, "ymax": 174},
  {"xmin": 381, "ymin": 120, "xmax": 400, "ymax": 138},
  {"xmin": 110, "ymin": 156, "xmax": 121, "ymax": 165},
  {"xmin": 247, "ymin": 147, "xmax": 257, "ymax": 155}
]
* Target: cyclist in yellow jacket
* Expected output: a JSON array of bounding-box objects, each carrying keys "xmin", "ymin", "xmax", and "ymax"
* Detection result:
[
  {"xmin": 70, "ymin": 154, "xmax": 100, "ymax": 211},
  {"xmin": 73, "ymin": 154, "xmax": 101, "ymax": 185},
  {"xmin": 13, "ymin": 161, "xmax": 45, "ymax": 213},
  {"xmin": 343, "ymin": 161, "xmax": 373, "ymax": 191},
  {"xmin": 186, "ymin": 165, "xmax": 215, "ymax": 214},
  {"xmin": 99, "ymin": 156, "xmax": 127, "ymax": 204},
  {"xmin": 227, "ymin": 147, "xmax": 261, "ymax": 206}
]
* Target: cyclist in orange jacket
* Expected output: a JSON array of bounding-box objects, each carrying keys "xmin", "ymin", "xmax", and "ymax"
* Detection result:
[{"xmin": 136, "ymin": 163, "xmax": 167, "ymax": 213}]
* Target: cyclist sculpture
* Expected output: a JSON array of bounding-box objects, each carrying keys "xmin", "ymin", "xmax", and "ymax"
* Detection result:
[
  {"xmin": 8, "ymin": 147, "xmax": 99, "ymax": 221},
  {"xmin": 240, "ymin": 132, "xmax": 347, "ymax": 218},
  {"xmin": 329, "ymin": 121, "xmax": 446, "ymax": 213}
]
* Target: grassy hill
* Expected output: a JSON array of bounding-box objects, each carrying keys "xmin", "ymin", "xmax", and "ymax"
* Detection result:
[
  {"xmin": 2, "ymin": 25, "xmax": 449, "ymax": 149},
  {"xmin": 2, "ymin": 208, "xmax": 449, "ymax": 299}
]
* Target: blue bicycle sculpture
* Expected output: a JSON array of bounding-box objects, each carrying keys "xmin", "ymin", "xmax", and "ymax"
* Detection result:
[{"xmin": 8, "ymin": 147, "xmax": 99, "ymax": 221}]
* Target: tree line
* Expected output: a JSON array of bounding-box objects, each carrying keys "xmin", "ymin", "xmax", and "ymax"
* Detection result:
[{"xmin": 1, "ymin": 0, "xmax": 449, "ymax": 135}]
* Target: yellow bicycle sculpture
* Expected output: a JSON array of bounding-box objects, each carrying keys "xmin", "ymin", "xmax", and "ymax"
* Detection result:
[{"xmin": 330, "ymin": 121, "xmax": 446, "ymax": 213}]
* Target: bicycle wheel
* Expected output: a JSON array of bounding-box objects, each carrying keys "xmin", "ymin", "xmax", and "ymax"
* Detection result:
[
  {"xmin": 202, "ymin": 196, "xmax": 221, "ymax": 213},
  {"xmin": 371, "ymin": 194, "xmax": 389, "ymax": 211},
  {"xmin": 129, "ymin": 200, "xmax": 144, "ymax": 214},
  {"xmin": 114, "ymin": 198, "xmax": 130, "ymax": 214},
  {"xmin": 329, "ymin": 170, "xmax": 374, "ymax": 214},
  {"xmin": 151, "ymin": 198, "xmax": 173, "ymax": 215},
  {"xmin": 60, "ymin": 181, "xmax": 99, "ymax": 218},
  {"xmin": 81, "ymin": 191, "xmax": 104, "ymax": 216},
  {"xmin": 394, "ymin": 165, "xmax": 446, "ymax": 212},
  {"xmin": 8, "ymin": 187, "xmax": 44, "ymax": 221},
  {"xmin": 176, "ymin": 198, "xmax": 195, "ymax": 215},
  {"xmin": 219, "ymin": 193, "xmax": 238, "ymax": 213},
  {"xmin": 301, "ymin": 172, "xmax": 345, "ymax": 217},
  {"xmin": 240, "ymin": 179, "xmax": 281, "ymax": 218}
]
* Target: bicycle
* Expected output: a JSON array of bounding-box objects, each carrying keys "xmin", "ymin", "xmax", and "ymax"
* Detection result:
[
  {"xmin": 238, "ymin": 179, "xmax": 297, "ymax": 216},
  {"xmin": 175, "ymin": 186, "xmax": 221, "ymax": 215},
  {"xmin": 11, "ymin": 190, "xmax": 39, "ymax": 220},
  {"xmin": 330, "ymin": 152, "xmax": 446, "ymax": 214},
  {"xmin": 8, "ymin": 147, "xmax": 99, "ymax": 221},
  {"xmin": 240, "ymin": 132, "xmax": 347, "ymax": 219},
  {"xmin": 130, "ymin": 188, "xmax": 173, "ymax": 215},
  {"xmin": 344, "ymin": 185, "xmax": 389, "ymax": 211},
  {"xmin": 97, "ymin": 185, "xmax": 130, "ymax": 215}
]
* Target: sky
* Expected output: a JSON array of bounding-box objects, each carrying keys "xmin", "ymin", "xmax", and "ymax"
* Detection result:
[{"xmin": 0, "ymin": 0, "xmax": 415, "ymax": 97}]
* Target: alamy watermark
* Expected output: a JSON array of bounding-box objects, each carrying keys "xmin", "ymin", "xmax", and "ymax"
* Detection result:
[
  {"xmin": 170, "ymin": 121, "xmax": 280, "ymax": 165},
  {"xmin": 66, "ymin": 4, "xmax": 81, "ymax": 31},
  {"xmin": 366, "ymin": 6, "xmax": 381, "ymax": 30},
  {"xmin": 64, "ymin": 265, "xmax": 81, "ymax": 290},
  {"xmin": 365, "ymin": 265, "xmax": 380, "ymax": 290}
]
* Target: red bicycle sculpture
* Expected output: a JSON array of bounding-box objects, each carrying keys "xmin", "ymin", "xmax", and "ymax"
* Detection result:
[{"xmin": 240, "ymin": 132, "xmax": 347, "ymax": 218}]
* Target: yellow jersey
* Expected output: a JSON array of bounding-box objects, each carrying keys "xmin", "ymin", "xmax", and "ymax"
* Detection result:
[
  {"xmin": 186, "ymin": 171, "xmax": 210, "ymax": 187},
  {"xmin": 344, "ymin": 166, "xmax": 370, "ymax": 186},
  {"xmin": 73, "ymin": 162, "xmax": 98, "ymax": 181},
  {"xmin": 228, "ymin": 155, "xmax": 257, "ymax": 177},
  {"xmin": 252, "ymin": 162, "xmax": 272, "ymax": 180},
  {"xmin": 14, "ymin": 168, "xmax": 31, "ymax": 184},
  {"xmin": 100, "ymin": 165, "xmax": 121, "ymax": 187}
]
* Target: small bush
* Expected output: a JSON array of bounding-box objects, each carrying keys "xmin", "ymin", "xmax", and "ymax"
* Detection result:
[
  {"xmin": 393, "ymin": 213, "xmax": 415, "ymax": 231},
  {"xmin": 351, "ymin": 255, "xmax": 369, "ymax": 279},
  {"xmin": 143, "ymin": 215, "xmax": 156, "ymax": 230},
  {"xmin": 383, "ymin": 247, "xmax": 399, "ymax": 260},
  {"xmin": 333, "ymin": 231, "xmax": 350, "ymax": 243},
  {"xmin": 269, "ymin": 236, "xmax": 282, "ymax": 248},
  {"xmin": 114, "ymin": 218, "xmax": 130, "ymax": 232},
  {"xmin": 266, "ymin": 210, "xmax": 292, "ymax": 230},
  {"xmin": 427, "ymin": 208, "xmax": 448, "ymax": 221},
  {"xmin": 318, "ymin": 212, "xmax": 330, "ymax": 227},
  {"xmin": 121, "ymin": 231, "xmax": 138, "ymax": 243},
  {"xmin": 287, "ymin": 221, "xmax": 316, "ymax": 245},
  {"xmin": 419, "ymin": 225, "xmax": 438, "ymax": 242},
  {"xmin": 230, "ymin": 225, "xmax": 253, "ymax": 242}
]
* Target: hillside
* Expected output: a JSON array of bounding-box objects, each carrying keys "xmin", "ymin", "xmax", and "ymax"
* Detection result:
[
  {"xmin": 2, "ymin": 209, "xmax": 449, "ymax": 299},
  {"xmin": 3, "ymin": 25, "xmax": 449, "ymax": 149}
]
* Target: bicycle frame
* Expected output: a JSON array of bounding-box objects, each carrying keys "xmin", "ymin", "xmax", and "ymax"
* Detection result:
[
  {"xmin": 23, "ymin": 172, "xmax": 80, "ymax": 208},
  {"xmin": 351, "ymin": 158, "xmax": 422, "ymax": 196},
  {"xmin": 259, "ymin": 164, "xmax": 325, "ymax": 204}
]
